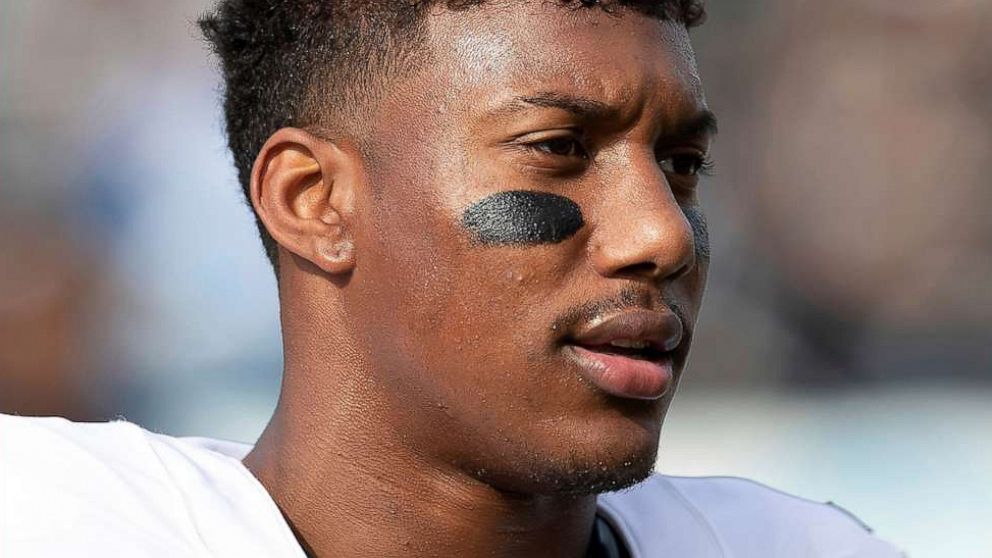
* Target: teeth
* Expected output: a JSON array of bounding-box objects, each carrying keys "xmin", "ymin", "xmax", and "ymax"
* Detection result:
[{"xmin": 609, "ymin": 339, "xmax": 650, "ymax": 349}]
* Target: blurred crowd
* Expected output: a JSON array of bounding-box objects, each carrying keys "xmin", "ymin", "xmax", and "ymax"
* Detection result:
[
  {"xmin": 693, "ymin": 0, "xmax": 992, "ymax": 386},
  {"xmin": 2, "ymin": 0, "xmax": 990, "ymax": 428}
]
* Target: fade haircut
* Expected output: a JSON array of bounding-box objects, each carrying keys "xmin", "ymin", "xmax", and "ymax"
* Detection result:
[{"xmin": 199, "ymin": 0, "xmax": 706, "ymax": 272}]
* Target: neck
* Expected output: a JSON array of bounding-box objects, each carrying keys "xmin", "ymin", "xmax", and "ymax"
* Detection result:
[{"xmin": 244, "ymin": 367, "xmax": 598, "ymax": 558}]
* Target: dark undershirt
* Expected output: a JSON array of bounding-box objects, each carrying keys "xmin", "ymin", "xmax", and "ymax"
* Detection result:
[{"xmin": 586, "ymin": 515, "xmax": 631, "ymax": 558}]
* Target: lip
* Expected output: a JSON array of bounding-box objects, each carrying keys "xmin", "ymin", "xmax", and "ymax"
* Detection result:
[
  {"xmin": 564, "ymin": 309, "xmax": 683, "ymax": 400},
  {"xmin": 566, "ymin": 346, "xmax": 674, "ymax": 400},
  {"xmin": 570, "ymin": 309, "xmax": 683, "ymax": 354}
]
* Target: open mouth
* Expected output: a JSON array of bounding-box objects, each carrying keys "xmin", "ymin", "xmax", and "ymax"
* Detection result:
[
  {"xmin": 561, "ymin": 308, "xmax": 683, "ymax": 400},
  {"xmin": 571, "ymin": 341, "xmax": 667, "ymax": 363}
]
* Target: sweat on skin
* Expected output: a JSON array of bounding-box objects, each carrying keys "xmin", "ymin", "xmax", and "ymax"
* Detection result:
[
  {"xmin": 0, "ymin": 2, "xmax": 902, "ymax": 557},
  {"xmin": 237, "ymin": 4, "xmax": 714, "ymax": 558}
]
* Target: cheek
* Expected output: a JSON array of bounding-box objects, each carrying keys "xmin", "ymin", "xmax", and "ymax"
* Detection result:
[
  {"xmin": 461, "ymin": 190, "xmax": 584, "ymax": 246},
  {"xmin": 357, "ymin": 186, "xmax": 583, "ymax": 394}
]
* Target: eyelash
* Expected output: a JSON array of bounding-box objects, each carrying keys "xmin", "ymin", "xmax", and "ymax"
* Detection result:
[
  {"xmin": 529, "ymin": 137, "xmax": 590, "ymax": 160},
  {"xmin": 525, "ymin": 137, "xmax": 714, "ymax": 177},
  {"xmin": 660, "ymin": 153, "xmax": 715, "ymax": 178}
]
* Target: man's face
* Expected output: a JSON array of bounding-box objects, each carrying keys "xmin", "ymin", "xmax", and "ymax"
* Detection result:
[{"xmin": 343, "ymin": 4, "xmax": 711, "ymax": 494}]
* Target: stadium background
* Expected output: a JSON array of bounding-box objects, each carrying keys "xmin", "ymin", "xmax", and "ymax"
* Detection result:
[{"xmin": 2, "ymin": 1, "xmax": 989, "ymax": 555}]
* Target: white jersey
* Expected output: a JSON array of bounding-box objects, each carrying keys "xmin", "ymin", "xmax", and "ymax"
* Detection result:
[{"xmin": 0, "ymin": 414, "xmax": 902, "ymax": 557}]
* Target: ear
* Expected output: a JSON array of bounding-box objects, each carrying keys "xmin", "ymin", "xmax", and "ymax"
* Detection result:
[{"xmin": 250, "ymin": 128, "xmax": 359, "ymax": 275}]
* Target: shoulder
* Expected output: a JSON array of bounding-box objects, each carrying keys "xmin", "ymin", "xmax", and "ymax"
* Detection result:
[
  {"xmin": 1, "ymin": 414, "xmax": 206, "ymax": 555},
  {"xmin": 0, "ymin": 412, "xmax": 251, "ymax": 490},
  {"xmin": 598, "ymin": 474, "xmax": 904, "ymax": 558},
  {"xmin": 0, "ymin": 414, "xmax": 296, "ymax": 557}
]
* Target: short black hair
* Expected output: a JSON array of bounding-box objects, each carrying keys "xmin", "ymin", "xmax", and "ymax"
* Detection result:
[{"xmin": 199, "ymin": 0, "xmax": 706, "ymax": 272}]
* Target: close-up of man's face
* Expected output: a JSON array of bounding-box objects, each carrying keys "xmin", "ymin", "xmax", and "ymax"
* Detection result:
[
  {"xmin": 320, "ymin": 3, "xmax": 713, "ymax": 495},
  {"xmin": 4, "ymin": 1, "xmax": 959, "ymax": 554}
]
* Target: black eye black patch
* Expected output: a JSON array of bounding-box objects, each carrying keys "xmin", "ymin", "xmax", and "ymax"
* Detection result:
[
  {"xmin": 683, "ymin": 204, "xmax": 710, "ymax": 262},
  {"xmin": 461, "ymin": 190, "xmax": 585, "ymax": 246}
]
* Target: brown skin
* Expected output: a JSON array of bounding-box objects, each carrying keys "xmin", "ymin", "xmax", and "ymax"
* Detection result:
[{"xmin": 244, "ymin": 4, "xmax": 712, "ymax": 557}]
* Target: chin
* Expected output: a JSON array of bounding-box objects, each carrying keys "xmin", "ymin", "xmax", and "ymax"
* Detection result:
[
  {"xmin": 526, "ymin": 449, "xmax": 658, "ymax": 496},
  {"xmin": 475, "ymin": 413, "xmax": 663, "ymax": 497}
]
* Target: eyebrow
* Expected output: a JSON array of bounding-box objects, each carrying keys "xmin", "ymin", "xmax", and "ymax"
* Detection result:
[
  {"xmin": 491, "ymin": 91, "xmax": 719, "ymax": 138},
  {"xmin": 666, "ymin": 109, "xmax": 719, "ymax": 140},
  {"xmin": 492, "ymin": 92, "xmax": 617, "ymax": 119}
]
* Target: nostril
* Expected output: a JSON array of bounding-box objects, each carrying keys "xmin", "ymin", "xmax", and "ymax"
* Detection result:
[
  {"xmin": 617, "ymin": 260, "xmax": 691, "ymax": 281},
  {"xmin": 617, "ymin": 261, "xmax": 660, "ymax": 279}
]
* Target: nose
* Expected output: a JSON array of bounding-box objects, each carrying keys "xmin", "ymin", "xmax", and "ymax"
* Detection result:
[{"xmin": 588, "ymin": 169, "xmax": 697, "ymax": 283}]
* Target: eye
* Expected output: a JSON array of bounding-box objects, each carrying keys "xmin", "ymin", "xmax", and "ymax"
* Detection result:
[
  {"xmin": 530, "ymin": 137, "xmax": 589, "ymax": 159},
  {"xmin": 659, "ymin": 153, "xmax": 712, "ymax": 177}
]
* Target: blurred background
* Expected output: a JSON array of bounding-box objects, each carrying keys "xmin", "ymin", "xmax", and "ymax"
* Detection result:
[{"xmin": 1, "ymin": 1, "xmax": 989, "ymax": 556}]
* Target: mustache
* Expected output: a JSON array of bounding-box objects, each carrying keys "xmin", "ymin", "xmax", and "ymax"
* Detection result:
[{"xmin": 550, "ymin": 285, "xmax": 689, "ymax": 336}]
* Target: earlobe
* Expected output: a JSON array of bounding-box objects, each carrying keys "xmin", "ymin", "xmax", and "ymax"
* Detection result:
[
  {"xmin": 250, "ymin": 127, "xmax": 358, "ymax": 277},
  {"xmin": 314, "ymin": 236, "xmax": 355, "ymax": 274}
]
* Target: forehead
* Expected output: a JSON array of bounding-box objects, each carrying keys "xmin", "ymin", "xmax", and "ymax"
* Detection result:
[{"xmin": 421, "ymin": 3, "xmax": 705, "ymax": 117}]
